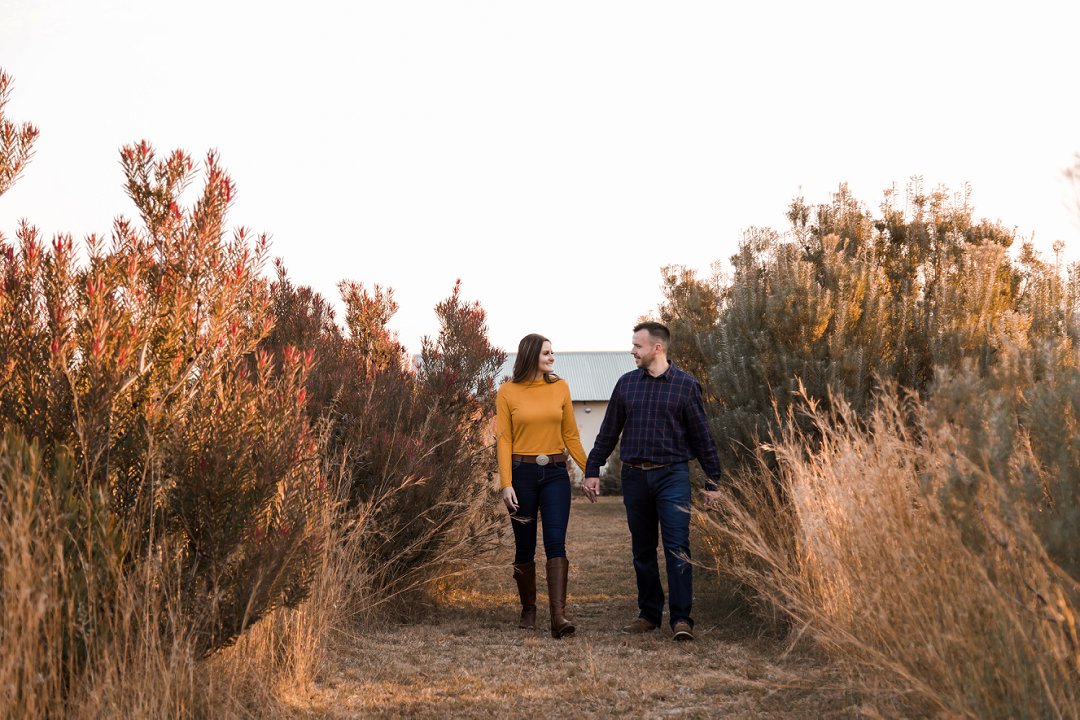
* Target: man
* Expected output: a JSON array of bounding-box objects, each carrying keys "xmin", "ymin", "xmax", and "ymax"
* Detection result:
[{"xmin": 582, "ymin": 321, "xmax": 723, "ymax": 642}]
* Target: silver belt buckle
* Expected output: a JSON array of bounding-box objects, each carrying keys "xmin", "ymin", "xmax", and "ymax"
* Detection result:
[{"xmin": 535, "ymin": 454, "xmax": 550, "ymax": 466}]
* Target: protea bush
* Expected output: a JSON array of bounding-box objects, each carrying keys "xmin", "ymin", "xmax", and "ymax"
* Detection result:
[
  {"xmin": 263, "ymin": 273, "xmax": 506, "ymax": 618},
  {"xmin": 1, "ymin": 69, "xmax": 321, "ymax": 713}
]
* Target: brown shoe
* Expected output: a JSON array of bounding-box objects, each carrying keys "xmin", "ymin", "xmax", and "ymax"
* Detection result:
[
  {"xmin": 546, "ymin": 557, "xmax": 575, "ymax": 639},
  {"xmin": 513, "ymin": 562, "xmax": 536, "ymax": 630},
  {"xmin": 621, "ymin": 617, "xmax": 659, "ymax": 634},
  {"xmin": 672, "ymin": 620, "xmax": 694, "ymax": 641}
]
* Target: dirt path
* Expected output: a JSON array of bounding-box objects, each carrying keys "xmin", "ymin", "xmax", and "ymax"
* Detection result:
[{"xmin": 295, "ymin": 497, "xmax": 841, "ymax": 719}]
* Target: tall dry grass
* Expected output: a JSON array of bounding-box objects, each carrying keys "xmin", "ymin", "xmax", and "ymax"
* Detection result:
[
  {"xmin": 70, "ymin": 578, "xmax": 239, "ymax": 719},
  {"xmin": 0, "ymin": 421, "xmax": 500, "ymax": 719},
  {"xmin": 209, "ymin": 445, "xmax": 504, "ymax": 713},
  {"xmin": 0, "ymin": 446, "xmax": 357, "ymax": 720},
  {"xmin": 209, "ymin": 470, "xmax": 370, "ymax": 713},
  {"xmin": 699, "ymin": 388, "xmax": 1080, "ymax": 719},
  {"xmin": 1, "ymin": 433, "xmax": 70, "ymax": 718},
  {"xmin": 0, "ymin": 430, "xmax": 239, "ymax": 719}
]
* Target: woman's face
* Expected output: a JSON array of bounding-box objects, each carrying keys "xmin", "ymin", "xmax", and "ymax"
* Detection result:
[{"xmin": 537, "ymin": 341, "xmax": 555, "ymax": 376}]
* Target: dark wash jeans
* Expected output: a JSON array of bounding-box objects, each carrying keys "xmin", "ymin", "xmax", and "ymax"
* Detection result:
[
  {"xmin": 509, "ymin": 460, "xmax": 571, "ymax": 564},
  {"xmin": 622, "ymin": 461, "xmax": 693, "ymax": 629}
]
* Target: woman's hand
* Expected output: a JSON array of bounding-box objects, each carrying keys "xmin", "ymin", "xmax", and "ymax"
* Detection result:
[{"xmin": 502, "ymin": 485, "xmax": 519, "ymax": 513}]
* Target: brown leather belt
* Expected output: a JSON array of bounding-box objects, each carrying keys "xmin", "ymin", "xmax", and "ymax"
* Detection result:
[
  {"xmin": 626, "ymin": 461, "xmax": 669, "ymax": 470},
  {"xmin": 512, "ymin": 453, "xmax": 567, "ymax": 465}
]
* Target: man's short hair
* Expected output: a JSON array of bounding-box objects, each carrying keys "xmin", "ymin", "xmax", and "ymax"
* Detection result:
[{"xmin": 634, "ymin": 321, "xmax": 670, "ymax": 348}]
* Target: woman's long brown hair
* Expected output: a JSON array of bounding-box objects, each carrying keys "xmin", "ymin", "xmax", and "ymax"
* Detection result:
[{"xmin": 511, "ymin": 333, "xmax": 558, "ymax": 384}]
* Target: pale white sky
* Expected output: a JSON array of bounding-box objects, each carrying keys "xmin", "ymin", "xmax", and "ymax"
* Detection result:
[{"xmin": 2, "ymin": 1, "xmax": 1078, "ymax": 353}]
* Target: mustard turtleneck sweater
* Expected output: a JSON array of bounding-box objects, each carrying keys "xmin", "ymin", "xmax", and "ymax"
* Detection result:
[{"xmin": 495, "ymin": 377, "xmax": 588, "ymax": 488}]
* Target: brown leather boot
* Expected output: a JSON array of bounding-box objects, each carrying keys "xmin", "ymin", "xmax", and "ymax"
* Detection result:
[
  {"xmin": 513, "ymin": 562, "xmax": 536, "ymax": 630},
  {"xmin": 546, "ymin": 556, "xmax": 575, "ymax": 638}
]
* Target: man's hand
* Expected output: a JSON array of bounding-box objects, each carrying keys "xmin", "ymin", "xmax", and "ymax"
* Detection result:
[
  {"xmin": 582, "ymin": 476, "xmax": 600, "ymax": 503},
  {"xmin": 701, "ymin": 488, "xmax": 723, "ymax": 511},
  {"xmin": 502, "ymin": 486, "xmax": 519, "ymax": 513}
]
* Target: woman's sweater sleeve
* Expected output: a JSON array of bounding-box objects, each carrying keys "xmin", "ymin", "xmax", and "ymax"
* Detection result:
[
  {"xmin": 561, "ymin": 382, "xmax": 588, "ymax": 472},
  {"xmin": 495, "ymin": 385, "xmax": 514, "ymax": 488}
]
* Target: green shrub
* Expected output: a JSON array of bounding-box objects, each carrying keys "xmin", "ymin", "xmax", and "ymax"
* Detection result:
[{"xmin": 665, "ymin": 179, "xmax": 1080, "ymax": 713}]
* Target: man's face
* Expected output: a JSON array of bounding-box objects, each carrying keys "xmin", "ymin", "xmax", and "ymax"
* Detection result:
[{"xmin": 631, "ymin": 329, "xmax": 657, "ymax": 368}]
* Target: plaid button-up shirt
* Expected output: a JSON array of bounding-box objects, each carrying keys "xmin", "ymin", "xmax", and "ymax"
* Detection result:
[{"xmin": 585, "ymin": 363, "xmax": 722, "ymax": 490}]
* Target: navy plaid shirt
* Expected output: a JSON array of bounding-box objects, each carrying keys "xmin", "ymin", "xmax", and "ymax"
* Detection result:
[{"xmin": 585, "ymin": 363, "xmax": 723, "ymax": 490}]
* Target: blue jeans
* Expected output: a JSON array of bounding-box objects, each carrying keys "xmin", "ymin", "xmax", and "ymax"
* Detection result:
[
  {"xmin": 509, "ymin": 460, "xmax": 572, "ymax": 564},
  {"xmin": 622, "ymin": 462, "xmax": 693, "ymax": 628}
]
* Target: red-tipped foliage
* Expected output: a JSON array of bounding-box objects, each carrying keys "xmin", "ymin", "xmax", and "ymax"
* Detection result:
[
  {"xmin": 263, "ymin": 274, "xmax": 506, "ymax": 609},
  {"xmin": 0, "ymin": 70, "xmax": 38, "ymax": 199},
  {"xmin": 0, "ymin": 123, "xmax": 320, "ymax": 658}
]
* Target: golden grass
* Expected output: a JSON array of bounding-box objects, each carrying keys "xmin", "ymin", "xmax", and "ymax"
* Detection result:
[
  {"xmin": 0, "ymin": 433, "xmax": 500, "ymax": 719},
  {"xmin": 698, "ymin": 392, "xmax": 1080, "ymax": 719},
  {"xmin": 0, "ymin": 440, "xmax": 70, "ymax": 719},
  {"xmin": 1, "ymin": 434, "xmax": 351, "ymax": 720},
  {"xmin": 0, "ymin": 435, "xmax": 234, "ymax": 719}
]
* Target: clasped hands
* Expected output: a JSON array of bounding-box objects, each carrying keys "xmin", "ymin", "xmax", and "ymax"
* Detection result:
[
  {"xmin": 580, "ymin": 477, "xmax": 722, "ymax": 510},
  {"xmin": 503, "ymin": 479, "xmax": 721, "ymax": 509}
]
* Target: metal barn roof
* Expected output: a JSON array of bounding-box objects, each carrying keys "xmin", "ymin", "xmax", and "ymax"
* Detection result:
[{"xmin": 497, "ymin": 351, "xmax": 637, "ymax": 402}]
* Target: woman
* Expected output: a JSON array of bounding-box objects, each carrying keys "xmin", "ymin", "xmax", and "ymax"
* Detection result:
[{"xmin": 496, "ymin": 333, "xmax": 588, "ymax": 638}]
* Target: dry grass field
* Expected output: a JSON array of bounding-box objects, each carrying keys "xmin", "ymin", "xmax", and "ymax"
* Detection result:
[{"xmin": 289, "ymin": 497, "xmax": 846, "ymax": 719}]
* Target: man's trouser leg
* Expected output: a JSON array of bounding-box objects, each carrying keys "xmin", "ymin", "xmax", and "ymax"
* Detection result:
[
  {"xmin": 654, "ymin": 462, "xmax": 693, "ymax": 629},
  {"xmin": 622, "ymin": 465, "xmax": 663, "ymax": 625}
]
